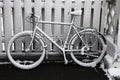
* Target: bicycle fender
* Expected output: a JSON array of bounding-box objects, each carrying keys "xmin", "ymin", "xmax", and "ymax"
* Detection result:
[{"xmin": 80, "ymin": 29, "xmax": 107, "ymax": 45}]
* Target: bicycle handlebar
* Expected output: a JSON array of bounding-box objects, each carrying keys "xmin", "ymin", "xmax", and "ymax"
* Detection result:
[{"xmin": 26, "ymin": 13, "xmax": 40, "ymax": 23}]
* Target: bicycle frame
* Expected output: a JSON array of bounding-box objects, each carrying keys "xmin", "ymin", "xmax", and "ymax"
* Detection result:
[
  {"xmin": 27, "ymin": 15, "xmax": 86, "ymax": 64},
  {"xmin": 7, "ymin": 10, "xmax": 107, "ymax": 69}
]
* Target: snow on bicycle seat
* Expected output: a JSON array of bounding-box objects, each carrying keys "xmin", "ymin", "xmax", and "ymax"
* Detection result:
[{"xmin": 69, "ymin": 10, "xmax": 82, "ymax": 16}]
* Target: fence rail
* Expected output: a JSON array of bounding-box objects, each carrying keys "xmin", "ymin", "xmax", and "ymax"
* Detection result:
[{"xmin": 0, "ymin": 0, "xmax": 106, "ymax": 55}]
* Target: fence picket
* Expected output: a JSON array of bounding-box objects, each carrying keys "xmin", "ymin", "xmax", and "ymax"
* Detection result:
[
  {"xmin": 14, "ymin": 0, "xmax": 22, "ymax": 34},
  {"xmin": 34, "ymin": 0, "xmax": 42, "ymax": 50},
  {"xmin": 34, "ymin": 0, "xmax": 42, "ymax": 29},
  {"xmin": 14, "ymin": 0, "xmax": 23, "ymax": 51},
  {"xmin": 93, "ymin": 0, "xmax": 101, "ymax": 31},
  {"xmin": 83, "ymin": 0, "xmax": 92, "ymax": 27},
  {"xmin": 24, "ymin": 0, "xmax": 32, "ymax": 49},
  {"xmin": 54, "ymin": 0, "xmax": 62, "ymax": 37},
  {"xmin": 44, "ymin": 0, "xmax": 53, "ymax": 50},
  {"xmin": 44, "ymin": 0, "xmax": 52, "ymax": 36},
  {"xmin": 3, "ymin": 0, "xmax": 12, "ymax": 51},
  {"xmin": 63, "ymin": 0, "xmax": 72, "ymax": 41},
  {"xmin": 74, "ymin": 0, "xmax": 82, "ymax": 27},
  {"xmin": 24, "ymin": 0, "xmax": 32, "ymax": 31},
  {"xmin": 0, "ymin": 9, "xmax": 2, "ymax": 52}
]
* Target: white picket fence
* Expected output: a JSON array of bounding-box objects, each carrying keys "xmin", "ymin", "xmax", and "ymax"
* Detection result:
[{"xmin": 0, "ymin": 0, "xmax": 108, "ymax": 56}]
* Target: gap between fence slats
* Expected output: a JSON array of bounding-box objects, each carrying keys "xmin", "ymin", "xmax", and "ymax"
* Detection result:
[{"xmin": 101, "ymin": 0, "xmax": 107, "ymax": 34}]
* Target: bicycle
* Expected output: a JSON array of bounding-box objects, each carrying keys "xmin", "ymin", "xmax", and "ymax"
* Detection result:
[{"xmin": 7, "ymin": 10, "xmax": 107, "ymax": 69}]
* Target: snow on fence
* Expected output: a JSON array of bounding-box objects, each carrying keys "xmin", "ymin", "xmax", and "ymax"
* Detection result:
[{"xmin": 0, "ymin": 0, "xmax": 107, "ymax": 56}]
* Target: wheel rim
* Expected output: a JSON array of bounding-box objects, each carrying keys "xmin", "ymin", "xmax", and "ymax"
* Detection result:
[
  {"xmin": 69, "ymin": 31, "xmax": 106, "ymax": 67},
  {"xmin": 7, "ymin": 32, "xmax": 45, "ymax": 69}
]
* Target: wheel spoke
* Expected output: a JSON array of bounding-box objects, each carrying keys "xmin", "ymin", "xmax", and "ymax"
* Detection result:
[
  {"xmin": 84, "ymin": 53, "xmax": 99, "ymax": 58},
  {"xmin": 84, "ymin": 32, "xmax": 88, "ymax": 44},
  {"xmin": 90, "ymin": 38, "xmax": 98, "ymax": 48}
]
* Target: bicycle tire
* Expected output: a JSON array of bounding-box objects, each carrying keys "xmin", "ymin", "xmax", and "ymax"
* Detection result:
[
  {"xmin": 69, "ymin": 30, "xmax": 106, "ymax": 67},
  {"xmin": 7, "ymin": 31, "xmax": 46, "ymax": 69}
]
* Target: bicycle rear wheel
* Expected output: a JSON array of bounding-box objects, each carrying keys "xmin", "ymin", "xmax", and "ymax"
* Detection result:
[
  {"xmin": 7, "ymin": 31, "xmax": 45, "ymax": 69},
  {"xmin": 69, "ymin": 30, "xmax": 106, "ymax": 67}
]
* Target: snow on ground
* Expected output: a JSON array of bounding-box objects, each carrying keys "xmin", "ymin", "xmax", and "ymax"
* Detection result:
[{"xmin": 108, "ymin": 61, "xmax": 120, "ymax": 79}]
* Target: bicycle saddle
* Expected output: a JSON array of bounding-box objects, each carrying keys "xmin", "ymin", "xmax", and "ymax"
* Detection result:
[{"xmin": 69, "ymin": 10, "xmax": 82, "ymax": 16}]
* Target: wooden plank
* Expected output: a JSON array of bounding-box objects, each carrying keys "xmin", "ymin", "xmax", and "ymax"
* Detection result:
[
  {"xmin": 24, "ymin": 0, "xmax": 32, "ymax": 31},
  {"xmin": 74, "ymin": 0, "xmax": 82, "ymax": 27},
  {"xmin": 93, "ymin": 0, "xmax": 101, "ymax": 31},
  {"xmin": 3, "ymin": 0, "xmax": 12, "ymax": 51},
  {"xmin": 24, "ymin": 0, "xmax": 32, "ymax": 50},
  {"xmin": 34, "ymin": 0, "xmax": 42, "ymax": 50},
  {"xmin": 44, "ymin": 0, "xmax": 52, "ymax": 36},
  {"xmin": 0, "ymin": 9, "xmax": 2, "ymax": 52},
  {"xmin": 63, "ymin": 0, "xmax": 72, "ymax": 41},
  {"xmin": 14, "ymin": 0, "xmax": 22, "ymax": 34},
  {"xmin": 53, "ymin": 0, "xmax": 62, "ymax": 51},
  {"xmin": 83, "ymin": 0, "xmax": 92, "ymax": 27},
  {"xmin": 44, "ymin": 0, "xmax": 53, "ymax": 51},
  {"xmin": 14, "ymin": 0, "xmax": 23, "ymax": 51},
  {"xmin": 34, "ymin": 0, "xmax": 42, "ymax": 29},
  {"xmin": 100, "ymin": 0, "xmax": 107, "ymax": 34},
  {"xmin": 54, "ymin": 0, "xmax": 62, "ymax": 37}
]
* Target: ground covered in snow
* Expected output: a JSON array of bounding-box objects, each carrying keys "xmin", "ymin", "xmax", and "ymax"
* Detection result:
[{"xmin": 107, "ymin": 61, "xmax": 120, "ymax": 80}]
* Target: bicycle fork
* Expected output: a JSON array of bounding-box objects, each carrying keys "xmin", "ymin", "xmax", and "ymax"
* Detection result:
[
  {"xmin": 25, "ymin": 29, "xmax": 37, "ymax": 52},
  {"xmin": 62, "ymin": 50, "xmax": 68, "ymax": 64}
]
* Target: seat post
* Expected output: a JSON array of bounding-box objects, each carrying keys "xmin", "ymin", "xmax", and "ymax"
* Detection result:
[{"xmin": 71, "ymin": 15, "xmax": 76, "ymax": 24}]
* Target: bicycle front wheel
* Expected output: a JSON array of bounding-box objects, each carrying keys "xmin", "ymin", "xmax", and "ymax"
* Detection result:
[
  {"xmin": 7, "ymin": 31, "xmax": 46, "ymax": 69},
  {"xmin": 69, "ymin": 30, "xmax": 106, "ymax": 67}
]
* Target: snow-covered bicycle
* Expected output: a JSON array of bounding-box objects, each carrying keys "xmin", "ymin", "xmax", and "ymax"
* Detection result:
[{"xmin": 7, "ymin": 10, "xmax": 107, "ymax": 69}]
